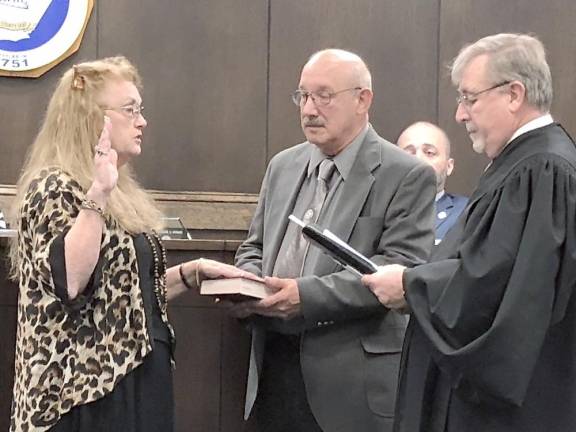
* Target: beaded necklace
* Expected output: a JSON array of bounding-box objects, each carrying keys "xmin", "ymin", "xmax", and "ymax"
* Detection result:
[
  {"xmin": 142, "ymin": 231, "xmax": 176, "ymax": 367},
  {"xmin": 142, "ymin": 231, "xmax": 168, "ymax": 315}
]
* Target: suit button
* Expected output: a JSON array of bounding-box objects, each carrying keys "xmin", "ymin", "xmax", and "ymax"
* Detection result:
[{"xmin": 438, "ymin": 211, "xmax": 447, "ymax": 220}]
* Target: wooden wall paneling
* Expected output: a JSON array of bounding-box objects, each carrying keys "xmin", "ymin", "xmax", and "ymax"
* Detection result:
[
  {"xmin": 169, "ymin": 307, "xmax": 251, "ymax": 432},
  {"xmin": 268, "ymin": 0, "xmax": 440, "ymax": 159},
  {"xmin": 0, "ymin": 243, "xmax": 18, "ymax": 432},
  {"xmin": 97, "ymin": 0, "xmax": 269, "ymax": 193},
  {"xmin": 438, "ymin": 0, "xmax": 576, "ymax": 195},
  {"xmin": 153, "ymin": 191, "xmax": 258, "ymax": 240},
  {"xmin": 0, "ymin": 7, "xmax": 99, "ymax": 185},
  {"xmin": 0, "ymin": 186, "xmax": 257, "ymax": 241},
  {"xmin": 220, "ymin": 315, "xmax": 252, "ymax": 432},
  {"xmin": 0, "ymin": 305, "xmax": 16, "ymax": 432},
  {"xmin": 170, "ymin": 307, "xmax": 222, "ymax": 432},
  {"xmin": 0, "ymin": 241, "xmax": 18, "ymax": 431},
  {"xmin": 168, "ymin": 249, "xmax": 250, "ymax": 431}
]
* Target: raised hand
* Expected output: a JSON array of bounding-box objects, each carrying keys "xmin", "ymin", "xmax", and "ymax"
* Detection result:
[{"xmin": 92, "ymin": 116, "xmax": 118, "ymax": 195}]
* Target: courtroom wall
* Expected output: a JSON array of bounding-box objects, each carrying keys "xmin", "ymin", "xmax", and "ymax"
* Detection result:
[{"xmin": 1, "ymin": 0, "xmax": 575, "ymax": 196}]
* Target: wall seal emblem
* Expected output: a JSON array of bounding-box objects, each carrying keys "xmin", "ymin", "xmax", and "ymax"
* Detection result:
[{"xmin": 0, "ymin": 0, "xmax": 93, "ymax": 77}]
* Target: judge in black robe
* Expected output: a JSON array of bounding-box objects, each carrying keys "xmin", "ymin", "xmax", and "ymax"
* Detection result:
[
  {"xmin": 362, "ymin": 33, "xmax": 576, "ymax": 432},
  {"xmin": 398, "ymin": 122, "xmax": 576, "ymax": 432}
]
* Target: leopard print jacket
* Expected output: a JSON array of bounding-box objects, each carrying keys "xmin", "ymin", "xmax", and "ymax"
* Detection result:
[{"xmin": 10, "ymin": 168, "xmax": 154, "ymax": 432}]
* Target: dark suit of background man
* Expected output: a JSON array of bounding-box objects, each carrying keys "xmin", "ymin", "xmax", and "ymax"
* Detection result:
[
  {"xmin": 363, "ymin": 33, "xmax": 576, "ymax": 432},
  {"xmin": 232, "ymin": 49, "xmax": 436, "ymax": 432},
  {"xmin": 397, "ymin": 121, "xmax": 468, "ymax": 245}
]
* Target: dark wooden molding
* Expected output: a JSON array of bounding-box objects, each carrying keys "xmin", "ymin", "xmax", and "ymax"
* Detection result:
[{"xmin": 0, "ymin": 185, "xmax": 258, "ymax": 242}]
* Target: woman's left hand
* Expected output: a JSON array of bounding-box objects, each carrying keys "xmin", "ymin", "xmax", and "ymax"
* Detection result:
[{"xmin": 199, "ymin": 259, "xmax": 263, "ymax": 282}]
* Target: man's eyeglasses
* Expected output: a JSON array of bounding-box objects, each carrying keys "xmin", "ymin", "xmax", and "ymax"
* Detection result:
[
  {"xmin": 291, "ymin": 87, "xmax": 362, "ymax": 107},
  {"xmin": 102, "ymin": 103, "xmax": 144, "ymax": 119},
  {"xmin": 456, "ymin": 81, "xmax": 511, "ymax": 108}
]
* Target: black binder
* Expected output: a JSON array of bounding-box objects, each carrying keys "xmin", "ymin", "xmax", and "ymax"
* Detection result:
[{"xmin": 289, "ymin": 215, "xmax": 378, "ymax": 276}]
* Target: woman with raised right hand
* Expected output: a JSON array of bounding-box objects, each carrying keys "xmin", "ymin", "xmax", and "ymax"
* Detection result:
[{"xmin": 8, "ymin": 56, "xmax": 255, "ymax": 432}]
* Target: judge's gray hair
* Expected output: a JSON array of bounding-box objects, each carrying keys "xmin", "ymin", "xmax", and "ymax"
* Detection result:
[{"xmin": 450, "ymin": 33, "xmax": 552, "ymax": 112}]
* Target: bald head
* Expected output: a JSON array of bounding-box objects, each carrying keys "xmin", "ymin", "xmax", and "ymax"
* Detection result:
[
  {"xmin": 305, "ymin": 49, "xmax": 372, "ymax": 90},
  {"xmin": 397, "ymin": 122, "xmax": 454, "ymax": 192},
  {"xmin": 298, "ymin": 49, "xmax": 373, "ymax": 156}
]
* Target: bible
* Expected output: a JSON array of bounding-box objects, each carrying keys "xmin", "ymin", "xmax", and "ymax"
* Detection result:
[{"xmin": 200, "ymin": 277, "xmax": 272, "ymax": 302}]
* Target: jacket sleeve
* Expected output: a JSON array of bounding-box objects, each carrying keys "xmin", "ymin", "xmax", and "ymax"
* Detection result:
[{"xmin": 234, "ymin": 166, "xmax": 269, "ymax": 277}]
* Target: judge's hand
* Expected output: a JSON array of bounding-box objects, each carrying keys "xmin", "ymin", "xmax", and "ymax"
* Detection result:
[
  {"xmin": 225, "ymin": 276, "xmax": 300, "ymax": 320},
  {"xmin": 92, "ymin": 117, "xmax": 118, "ymax": 196},
  {"xmin": 361, "ymin": 264, "xmax": 407, "ymax": 309}
]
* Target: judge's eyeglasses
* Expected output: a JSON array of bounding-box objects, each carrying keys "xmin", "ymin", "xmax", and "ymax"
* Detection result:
[{"xmin": 456, "ymin": 81, "xmax": 510, "ymax": 109}]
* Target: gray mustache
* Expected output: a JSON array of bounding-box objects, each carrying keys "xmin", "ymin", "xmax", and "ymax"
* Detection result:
[{"xmin": 303, "ymin": 119, "xmax": 324, "ymax": 127}]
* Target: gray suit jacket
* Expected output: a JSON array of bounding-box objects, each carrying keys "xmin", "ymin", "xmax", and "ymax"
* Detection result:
[{"xmin": 235, "ymin": 128, "xmax": 436, "ymax": 432}]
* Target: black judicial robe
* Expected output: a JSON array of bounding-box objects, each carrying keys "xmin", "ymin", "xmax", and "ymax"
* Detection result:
[{"xmin": 396, "ymin": 123, "xmax": 576, "ymax": 432}]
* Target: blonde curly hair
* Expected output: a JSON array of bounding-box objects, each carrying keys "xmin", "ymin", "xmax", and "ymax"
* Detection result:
[{"xmin": 10, "ymin": 56, "xmax": 164, "ymax": 275}]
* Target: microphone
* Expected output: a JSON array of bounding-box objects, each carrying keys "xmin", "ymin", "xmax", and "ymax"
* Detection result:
[{"xmin": 289, "ymin": 214, "xmax": 378, "ymax": 276}]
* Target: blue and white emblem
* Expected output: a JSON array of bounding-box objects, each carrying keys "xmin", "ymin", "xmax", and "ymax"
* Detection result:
[{"xmin": 0, "ymin": 0, "xmax": 93, "ymax": 77}]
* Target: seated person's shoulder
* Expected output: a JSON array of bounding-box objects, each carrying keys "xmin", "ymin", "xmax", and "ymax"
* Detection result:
[
  {"xmin": 451, "ymin": 193, "xmax": 469, "ymax": 205},
  {"xmin": 446, "ymin": 193, "xmax": 469, "ymax": 212}
]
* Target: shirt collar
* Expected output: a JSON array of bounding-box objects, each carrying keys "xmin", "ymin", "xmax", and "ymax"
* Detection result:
[
  {"xmin": 435, "ymin": 190, "xmax": 445, "ymax": 202},
  {"xmin": 307, "ymin": 123, "xmax": 370, "ymax": 181},
  {"xmin": 508, "ymin": 113, "xmax": 554, "ymax": 144},
  {"xmin": 485, "ymin": 113, "xmax": 554, "ymax": 169}
]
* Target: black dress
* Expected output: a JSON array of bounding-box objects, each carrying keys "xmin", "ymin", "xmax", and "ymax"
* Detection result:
[{"xmin": 51, "ymin": 234, "xmax": 174, "ymax": 432}]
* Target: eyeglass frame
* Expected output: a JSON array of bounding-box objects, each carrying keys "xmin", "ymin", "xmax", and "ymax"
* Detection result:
[
  {"xmin": 291, "ymin": 87, "xmax": 363, "ymax": 107},
  {"xmin": 101, "ymin": 103, "xmax": 145, "ymax": 119},
  {"xmin": 456, "ymin": 81, "xmax": 511, "ymax": 108}
]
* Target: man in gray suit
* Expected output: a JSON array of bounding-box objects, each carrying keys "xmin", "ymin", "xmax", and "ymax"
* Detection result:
[{"xmin": 233, "ymin": 49, "xmax": 436, "ymax": 432}]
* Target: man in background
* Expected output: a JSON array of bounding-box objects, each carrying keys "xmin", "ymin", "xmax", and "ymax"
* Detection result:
[
  {"xmin": 233, "ymin": 49, "xmax": 436, "ymax": 432},
  {"xmin": 397, "ymin": 121, "xmax": 468, "ymax": 244}
]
